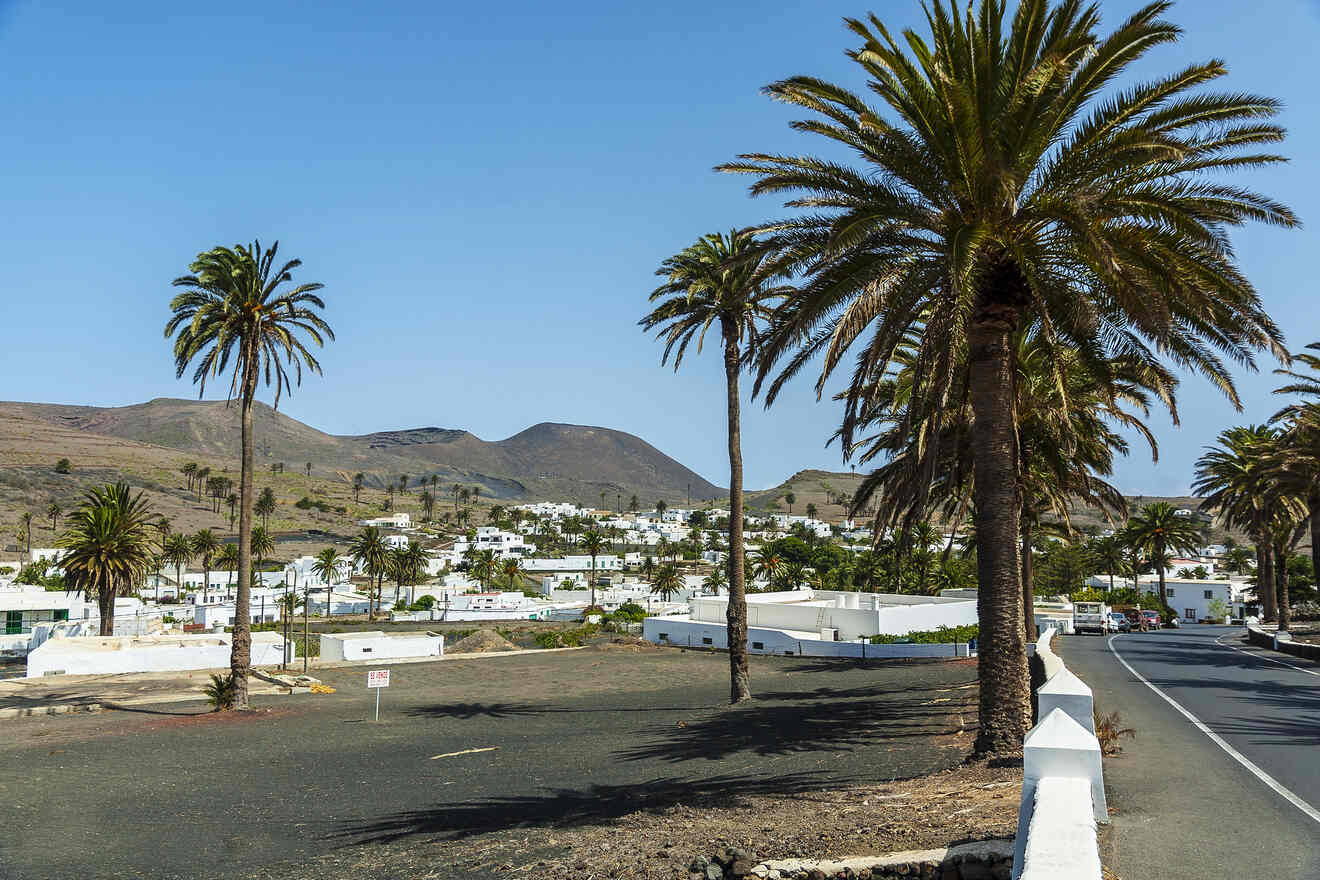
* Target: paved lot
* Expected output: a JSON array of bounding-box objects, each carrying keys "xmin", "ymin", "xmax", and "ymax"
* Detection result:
[
  {"xmin": 1062, "ymin": 627, "xmax": 1320, "ymax": 880},
  {"xmin": 0, "ymin": 648, "xmax": 978, "ymax": 880}
]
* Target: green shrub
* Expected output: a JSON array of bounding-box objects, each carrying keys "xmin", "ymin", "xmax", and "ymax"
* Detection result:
[
  {"xmin": 610, "ymin": 602, "xmax": 647, "ymax": 623},
  {"xmin": 54, "ymin": 458, "xmax": 71, "ymax": 474},
  {"xmin": 293, "ymin": 635, "xmax": 320, "ymax": 658},
  {"xmin": 870, "ymin": 624, "xmax": 979, "ymax": 645},
  {"xmin": 203, "ymin": 674, "xmax": 237, "ymax": 711},
  {"xmin": 413, "ymin": 595, "xmax": 436, "ymax": 610}
]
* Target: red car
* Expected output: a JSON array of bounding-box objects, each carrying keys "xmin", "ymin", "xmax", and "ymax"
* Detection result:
[{"xmin": 1139, "ymin": 610, "xmax": 1162, "ymax": 630}]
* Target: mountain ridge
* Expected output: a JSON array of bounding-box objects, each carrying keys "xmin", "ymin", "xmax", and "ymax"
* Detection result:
[{"xmin": 0, "ymin": 398, "xmax": 723, "ymax": 504}]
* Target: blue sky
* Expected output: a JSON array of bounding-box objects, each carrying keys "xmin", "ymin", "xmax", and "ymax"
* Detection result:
[{"xmin": 1, "ymin": 1, "xmax": 1317, "ymax": 494}]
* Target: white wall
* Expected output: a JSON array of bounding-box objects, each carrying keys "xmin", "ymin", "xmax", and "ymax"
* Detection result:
[
  {"xmin": 26, "ymin": 632, "xmax": 288, "ymax": 677},
  {"xmin": 689, "ymin": 590, "xmax": 976, "ymax": 640},
  {"xmin": 319, "ymin": 632, "xmax": 443, "ymax": 661},
  {"xmin": 642, "ymin": 616, "xmax": 972, "ymax": 659}
]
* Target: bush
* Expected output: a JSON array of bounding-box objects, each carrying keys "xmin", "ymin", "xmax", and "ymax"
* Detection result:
[
  {"xmin": 293, "ymin": 635, "xmax": 320, "ymax": 658},
  {"xmin": 411, "ymin": 595, "xmax": 435, "ymax": 611},
  {"xmin": 295, "ymin": 496, "xmax": 333, "ymax": 513},
  {"xmin": 54, "ymin": 458, "xmax": 71, "ymax": 474},
  {"xmin": 534, "ymin": 623, "xmax": 601, "ymax": 649},
  {"xmin": 203, "ymin": 673, "xmax": 237, "ymax": 711},
  {"xmin": 611, "ymin": 602, "xmax": 647, "ymax": 623},
  {"xmin": 393, "ymin": 599, "xmax": 408, "ymax": 611},
  {"xmin": 1094, "ymin": 708, "xmax": 1135, "ymax": 755},
  {"xmin": 870, "ymin": 624, "xmax": 979, "ymax": 645}
]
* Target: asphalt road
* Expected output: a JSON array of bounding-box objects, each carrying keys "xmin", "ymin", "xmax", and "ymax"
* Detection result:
[
  {"xmin": 1061, "ymin": 626, "xmax": 1320, "ymax": 879},
  {"xmin": 0, "ymin": 649, "xmax": 978, "ymax": 880}
]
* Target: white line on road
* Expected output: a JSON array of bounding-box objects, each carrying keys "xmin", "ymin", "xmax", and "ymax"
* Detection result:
[
  {"xmin": 1107, "ymin": 635, "xmax": 1320, "ymax": 828},
  {"xmin": 1213, "ymin": 632, "xmax": 1320, "ymax": 678},
  {"xmin": 429, "ymin": 747, "xmax": 499, "ymax": 760}
]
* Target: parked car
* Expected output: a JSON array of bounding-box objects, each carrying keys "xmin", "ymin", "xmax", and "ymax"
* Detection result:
[
  {"xmin": 1108, "ymin": 612, "xmax": 1131, "ymax": 633},
  {"xmin": 1139, "ymin": 610, "xmax": 1162, "ymax": 630}
]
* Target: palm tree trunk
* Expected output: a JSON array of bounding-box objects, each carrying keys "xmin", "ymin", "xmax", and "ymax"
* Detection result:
[
  {"xmin": 966, "ymin": 285, "xmax": 1030, "ymax": 756},
  {"xmin": 231, "ymin": 369, "xmax": 257, "ymax": 711},
  {"xmin": 1020, "ymin": 521, "xmax": 1035, "ymax": 643},
  {"xmin": 723, "ymin": 328, "xmax": 751, "ymax": 704},
  {"xmin": 99, "ymin": 581, "xmax": 115, "ymax": 636},
  {"xmin": 1257, "ymin": 543, "xmax": 1276, "ymax": 622},
  {"xmin": 1274, "ymin": 541, "xmax": 1290, "ymax": 633},
  {"xmin": 1310, "ymin": 494, "xmax": 1320, "ymax": 595},
  {"xmin": 1156, "ymin": 538, "xmax": 1167, "ymax": 609}
]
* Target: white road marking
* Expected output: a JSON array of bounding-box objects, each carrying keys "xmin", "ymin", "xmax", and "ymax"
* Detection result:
[
  {"xmin": 1107, "ymin": 634, "xmax": 1320, "ymax": 828},
  {"xmin": 429, "ymin": 746, "xmax": 499, "ymax": 760},
  {"xmin": 1213, "ymin": 632, "xmax": 1320, "ymax": 678}
]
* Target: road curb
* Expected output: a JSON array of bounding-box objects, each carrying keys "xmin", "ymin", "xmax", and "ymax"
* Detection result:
[{"xmin": 0, "ymin": 702, "xmax": 102, "ymax": 720}]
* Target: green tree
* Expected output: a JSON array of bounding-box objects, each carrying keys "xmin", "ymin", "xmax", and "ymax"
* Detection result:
[
  {"xmin": 19, "ymin": 512, "xmax": 33, "ymax": 558},
  {"xmin": 217, "ymin": 542, "xmax": 239, "ymax": 596},
  {"xmin": 500, "ymin": 555, "xmax": 525, "ymax": 591},
  {"xmin": 469, "ymin": 548, "xmax": 497, "ymax": 590},
  {"xmin": 46, "ymin": 502, "xmax": 61, "ymax": 533},
  {"xmin": 190, "ymin": 529, "xmax": 221, "ymax": 603},
  {"xmin": 54, "ymin": 458, "xmax": 72, "ymax": 474},
  {"xmin": 352, "ymin": 473, "xmax": 364, "ymax": 505},
  {"xmin": 783, "ymin": 492, "xmax": 795, "ymax": 515},
  {"xmin": 249, "ymin": 527, "xmax": 276, "ymax": 589},
  {"xmin": 702, "ymin": 565, "xmax": 728, "ymax": 595},
  {"xmin": 580, "ymin": 531, "xmax": 607, "ymax": 608},
  {"xmin": 166, "ymin": 240, "xmax": 332, "ymax": 709},
  {"xmin": 58, "ymin": 483, "xmax": 158, "ymax": 635},
  {"xmin": 255, "ymin": 488, "xmax": 276, "ymax": 532},
  {"xmin": 349, "ymin": 527, "xmax": 389, "ymax": 620},
  {"xmin": 1125, "ymin": 503, "xmax": 1203, "ymax": 608},
  {"xmin": 311, "ymin": 547, "xmax": 341, "ymax": 615},
  {"xmin": 161, "ymin": 533, "xmax": 192, "ymax": 598},
  {"xmin": 723, "ymin": 2, "xmax": 1293, "ymax": 753},
  {"xmin": 651, "ymin": 563, "xmax": 683, "ymax": 601}
]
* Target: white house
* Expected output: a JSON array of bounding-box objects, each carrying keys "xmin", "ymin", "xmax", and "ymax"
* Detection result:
[
  {"xmin": 453, "ymin": 527, "xmax": 531, "ymax": 559},
  {"xmin": 320, "ymin": 630, "xmax": 443, "ymax": 661},
  {"xmin": 643, "ymin": 589, "xmax": 977, "ymax": 655},
  {"xmin": 358, "ymin": 512, "xmax": 412, "ymax": 529},
  {"xmin": 26, "ymin": 631, "xmax": 290, "ymax": 678},
  {"xmin": 522, "ymin": 555, "xmax": 622, "ymax": 573},
  {"xmin": 284, "ymin": 554, "xmax": 357, "ymax": 589},
  {"xmin": 192, "ymin": 587, "xmax": 288, "ymax": 628},
  {"xmin": 1157, "ymin": 578, "xmax": 1234, "ymax": 622}
]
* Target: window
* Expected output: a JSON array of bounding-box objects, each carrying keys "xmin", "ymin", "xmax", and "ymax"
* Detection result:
[
  {"xmin": 54, "ymin": 609, "xmax": 69, "ymax": 622},
  {"xmin": 361, "ymin": 647, "xmax": 372, "ymax": 653},
  {"xmin": 752, "ymin": 641, "xmax": 764, "ymax": 650},
  {"xmin": 658, "ymin": 633, "xmax": 668, "ymax": 642},
  {"xmin": 1204, "ymin": 590, "xmax": 1213, "ymax": 599},
  {"xmin": 1166, "ymin": 588, "xmax": 1175, "ymax": 597},
  {"xmin": 702, "ymin": 637, "xmax": 713, "ymax": 645},
  {"xmin": 1186, "ymin": 609, "xmax": 1196, "ymax": 621}
]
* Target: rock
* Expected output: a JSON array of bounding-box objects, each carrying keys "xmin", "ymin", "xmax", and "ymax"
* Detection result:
[
  {"xmin": 719, "ymin": 846, "xmax": 753, "ymax": 867},
  {"xmin": 807, "ymin": 870, "xmax": 828, "ymax": 880},
  {"xmin": 730, "ymin": 859, "xmax": 756, "ymax": 877},
  {"xmin": 705, "ymin": 865, "xmax": 724, "ymax": 880},
  {"xmin": 690, "ymin": 856, "xmax": 711, "ymax": 873},
  {"xmin": 990, "ymin": 861, "xmax": 1011, "ymax": 880}
]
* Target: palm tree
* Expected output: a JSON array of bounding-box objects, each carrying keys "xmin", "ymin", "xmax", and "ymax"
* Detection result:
[
  {"xmin": 722, "ymin": 2, "xmax": 1294, "ymax": 754},
  {"xmin": 702, "ymin": 565, "xmax": 728, "ymax": 596},
  {"xmin": 349, "ymin": 526, "xmax": 389, "ymax": 620},
  {"xmin": 1194, "ymin": 426, "xmax": 1282, "ymax": 620},
  {"xmin": 255, "ymin": 488, "xmax": 276, "ymax": 532},
  {"xmin": 1126, "ymin": 503, "xmax": 1203, "ymax": 608},
  {"xmin": 311, "ymin": 547, "xmax": 341, "ymax": 615},
  {"xmin": 191, "ymin": 529, "xmax": 221, "ymax": 603},
  {"xmin": 655, "ymin": 499, "xmax": 667, "ymax": 518},
  {"xmin": 783, "ymin": 492, "xmax": 795, "ymax": 516},
  {"xmin": 804, "ymin": 503, "xmax": 817, "ymax": 521},
  {"xmin": 19, "ymin": 512, "xmax": 33, "ymax": 558},
  {"xmin": 580, "ymin": 531, "xmax": 607, "ymax": 608},
  {"xmin": 182, "ymin": 462, "xmax": 198, "ymax": 493},
  {"xmin": 305, "ymin": 462, "xmax": 312, "ymax": 479},
  {"xmin": 1090, "ymin": 535, "xmax": 1131, "ymax": 593},
  {"xmin": 500, "ymin": 556, "xmax": 525, "ymax": 591},
  {"xmin": 226, "ymin": 493, "xmax": 239, "ymax": 530},
  {"xmin": 352, "ymin": 473, "xmax": 364, "ymax": 504},
  {"xmin": 249, "ymin": 527, "xmax": 276, "ymax": 594},
  {"xmin": 47, "ymin": 502, "xmax": 61, "ymax": 532},
  {"xmin": 641, "ymin": 229, "xmax": 788, "ymax": 704},
  {"xmin": 419, "ymin": 490, "xmax": 435, "ymax": 522},
  {"xmin": 57, "ymin": 483, "xmax": 158, "ymax": 635},
  {"xmin": 161, "ymin": 533, "xmax": 192, "ymax": 598},
  {"xmin": 1224, "ymin": 547, "xmax": 1255, "ymax": 576},
  {"xmin": 469, "ymin": 549, "xmax": 497, "ymax": 590},
  {"xmin": 753, "ymin": 548, "xmax": 783, "ymax": 586},
  {"xmin": 641, "ymin": 554, "xmax": 656, "ymax": 584},
  {"xmin": 628, "ymin": 495, "xmax": 639, "ymax": 514},
  {"xmin": 166, "ymin": 240, "xmax": 332, "ymax": 709},
  {"xmin": 217, "ymin": 543, "xmax": 239, "ymax": 597},
  {"xmin": 651, "ymin": 563, "xmax": 684, "ymax": 601}
]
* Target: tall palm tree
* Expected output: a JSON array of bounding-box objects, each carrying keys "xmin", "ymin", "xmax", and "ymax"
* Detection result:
[
  {"xmin": 1194, "ymin": 426, "xmax": 1281, "ymax": 619},
  {"xmin": 191, "ymin": 529, "xmax": 221, "ymax": 603},
  {"xmin": 58, "ymin": 483, "xmax": 158, "ymax": 635},
  {"xmin": 47, "ymin": 502, "xmax": 61, "ymax": 532},
  {"xmin": 722, "ymin": 1, "xmax": 1293, "ymax": 754},
  {"xmin": 217, "ymin": 543, "xmax": 239, "ymax": 597},
  {"xmin": 579, "ymin": 530, "xmax": 607, "ymax": 608},
  {"xmin": 311, "ymin": 547, "xmax": 341, "ymax": 615},
  {"xmin": 783, "ymin": 492, "xmax": 795, "ymax": 516},
  {"xmin": 255, "ymin": 488, "xmax": 276, "ymax": 532},
  {"xmin": 161, "ymin": 533, "xmax": 192, "ymax": 598},
  {"xmin": 500, "ymin": 555, "xmax": 524, "ymax": 592},
  {"xmin": 470, "ymin": 549, "xmax": 497, "ymax": 590},
  {"xmin": 1272, "ymin": 344, "xmax": 1320, "ymax": 581},
  {"xmin": 702, "ymin": 565, "xmax": 728, "ymax": 596},
  {"xmin": 182, "ymin": 462, "xmax": 198, "ymax": 493},
  {"xmin": 1090, "ymin": 535, "xmax": 1131, "ymax": 593},
  {"xmin": 19, "ymin": 511, "xmax": 33, "ymax": 558},
  {"xmin": 166, "ymin": 239, "xmax": 332, "ymax": 709},
  {"xmin": 352, "ymin": 473, "xmax": 364, "ymax": 504},
  {"xmin": 651, "ymin": 563, "xmax": 683, "ymax": 602},
  {"xmin": 349, "ymin": 526, "xmax": 389, "ymax": 620},
  {"xmin": 419, "ymin": 490, "xmax": 435, "ymax": 522},
  {"xmin": 249, "ymin": 527, "xmax": 276, "ymax": 595},
  {"xmin": 1125, "ymin": 503, "xmax": 1203, "ymax": 608}
]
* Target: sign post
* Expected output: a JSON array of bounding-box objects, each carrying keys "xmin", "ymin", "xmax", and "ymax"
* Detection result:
[{"xmin": 367, "ymin": 668, "xmax": 390, "ymax": 721}]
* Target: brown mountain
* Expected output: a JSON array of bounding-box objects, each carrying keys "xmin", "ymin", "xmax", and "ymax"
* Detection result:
[{"xmin": 0, "ymin": 398, "xmax": 722, "ymax": 504}]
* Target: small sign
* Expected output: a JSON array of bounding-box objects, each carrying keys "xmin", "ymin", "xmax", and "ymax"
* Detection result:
[{"xmin": 367, "ymin": 669, "xmax": 391, "ymax": 689}]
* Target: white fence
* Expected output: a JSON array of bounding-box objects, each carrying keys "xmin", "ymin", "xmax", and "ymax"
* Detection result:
[
  {"xmin": 643, "ymin": 617, "xmax": 974, "ymax": 659},
  {"xmin": 1011, "ymin": 627, "xmax": 1105, "ymax": 880}
]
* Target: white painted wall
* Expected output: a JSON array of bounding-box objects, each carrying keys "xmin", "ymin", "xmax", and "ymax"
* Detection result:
[
  {"xmin": 25, "ymin": 632, "xmax": 289, "ymax": 677},
  {"xmin": 319, "ymin": 631, "xmax": 443, "ymax": 661},
  {"xmin": 642, "ymin": 616, "xmax": 972, "ymax": 659}
]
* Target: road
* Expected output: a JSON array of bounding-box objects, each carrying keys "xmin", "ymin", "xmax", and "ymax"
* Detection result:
[
  {"xmin": 0, "ymin": 649, "xmax": 979, "ymax": 880},
  {"xmin": 1062, "ymin": 626, "xmax": 1320, "ymax": 879}
]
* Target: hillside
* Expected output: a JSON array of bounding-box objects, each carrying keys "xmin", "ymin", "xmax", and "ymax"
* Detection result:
[{"xmin": 0, "ymin": 398, "xmax": 721, "ymax": 507}]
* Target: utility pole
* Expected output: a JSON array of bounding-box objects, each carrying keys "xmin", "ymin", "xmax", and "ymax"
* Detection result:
[{"xmin": 302, "ymin": 578, "xmax": 310, "ymax": 676}]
